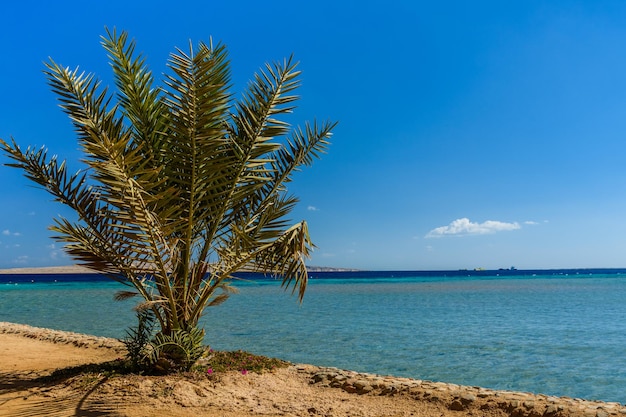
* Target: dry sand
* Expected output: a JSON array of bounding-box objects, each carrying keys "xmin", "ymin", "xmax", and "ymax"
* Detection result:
[{"xmin": 0, "ymin": 322, "xmax": 623, "ymax": 417}]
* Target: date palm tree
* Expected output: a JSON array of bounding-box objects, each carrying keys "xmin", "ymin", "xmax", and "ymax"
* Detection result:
[{"xmin": 0, "ymin": 28, "xmax": 335, "ymax": 369}]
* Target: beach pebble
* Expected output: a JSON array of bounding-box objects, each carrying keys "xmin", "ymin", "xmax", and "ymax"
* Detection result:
[{"xmin": 449, "ymin": 400, "xmax": 464, "ymax": 411}]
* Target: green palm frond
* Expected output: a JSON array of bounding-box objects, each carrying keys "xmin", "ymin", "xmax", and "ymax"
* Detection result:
[
  {"xmin": 149, "ymin": 327, "xmax": 206, "ymax": 371},
  {"xmin": 101, "ymin": 28, "xmax": 166, "ymax": 149}
]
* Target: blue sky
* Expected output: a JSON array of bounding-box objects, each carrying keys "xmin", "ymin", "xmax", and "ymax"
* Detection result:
[{"xmin": 3, "ymin": 1, "xmax": 626, "ymax": 270}]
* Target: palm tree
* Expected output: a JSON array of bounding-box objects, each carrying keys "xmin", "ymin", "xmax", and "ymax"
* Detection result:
[{"xmin": 0, "ymin": 28, "xmax": 335, "ymax": 369}]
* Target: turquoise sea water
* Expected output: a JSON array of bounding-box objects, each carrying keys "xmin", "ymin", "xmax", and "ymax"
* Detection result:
[{"xmin": 2, "ymin": 270, "xmax": 626, "ymax": 403}]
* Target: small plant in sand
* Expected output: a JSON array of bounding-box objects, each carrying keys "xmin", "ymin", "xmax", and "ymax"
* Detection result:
[
  {"xmin": 0, "ymin": 28, "xmax": 335, "ymax": 372},
  {"xmin": 202, "ymin": 350, "xmax": 289, "ymax": 375},
  {"xmin": 123, "ymin": 309, "xmax": 156, "ymax": 371}
]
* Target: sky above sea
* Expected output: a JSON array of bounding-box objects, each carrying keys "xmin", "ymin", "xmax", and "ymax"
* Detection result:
[{"xmin": 2, "ymin": 1, "xmax": 626, "ymax": 271}]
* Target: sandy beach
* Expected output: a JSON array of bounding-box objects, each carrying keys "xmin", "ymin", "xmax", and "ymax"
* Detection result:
[{"xmin": 0, "ymin": 322, "xmax": 623, "ymax": 417}]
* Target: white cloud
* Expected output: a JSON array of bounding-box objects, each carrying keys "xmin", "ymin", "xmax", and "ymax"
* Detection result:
[
  {"xmin": 307, "ymin": 206, "xmax": 320, "ymax": 211},
  {"xmin": 425, "ymin": 218, "xmax": 521, "ymax": 238},
  {"xmin": 2, "ymin": 230, "xmax": 9, "ymax": 236},
  {"xmin": 524, "ymin": 221, "xmax": 539, "ymax": 225},
  {"xmin": 2, "ymin": 230, "xmax": 21, "ymax": 236}
]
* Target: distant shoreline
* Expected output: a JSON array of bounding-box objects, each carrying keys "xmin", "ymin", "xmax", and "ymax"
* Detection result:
[
  {"xmin": 2, "ymin": 265, "xmax": 626, "ymax": 277},
  {"xmin": 0, "ymin": 265, "xmax": 360, "ymax": 275},
  {"xmin": 0, "ymin": 265, "xmax": 96, "ymax": 275}
]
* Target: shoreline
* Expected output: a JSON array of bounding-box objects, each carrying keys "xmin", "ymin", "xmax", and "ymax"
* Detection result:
[
  {"xmin": 3, "ymin": 265, "xmax": 626, "ymax": 276},
  {"xmin": 0, "ymin": 321, "xmax": 123, "ymax": 350},
  {"xmin": 0, "ymin": 265, "xmax": 96, "ymax": 275},
  {"xmin": 1, "ymin": 322, "xmax": 624, "ymax": 416}
]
